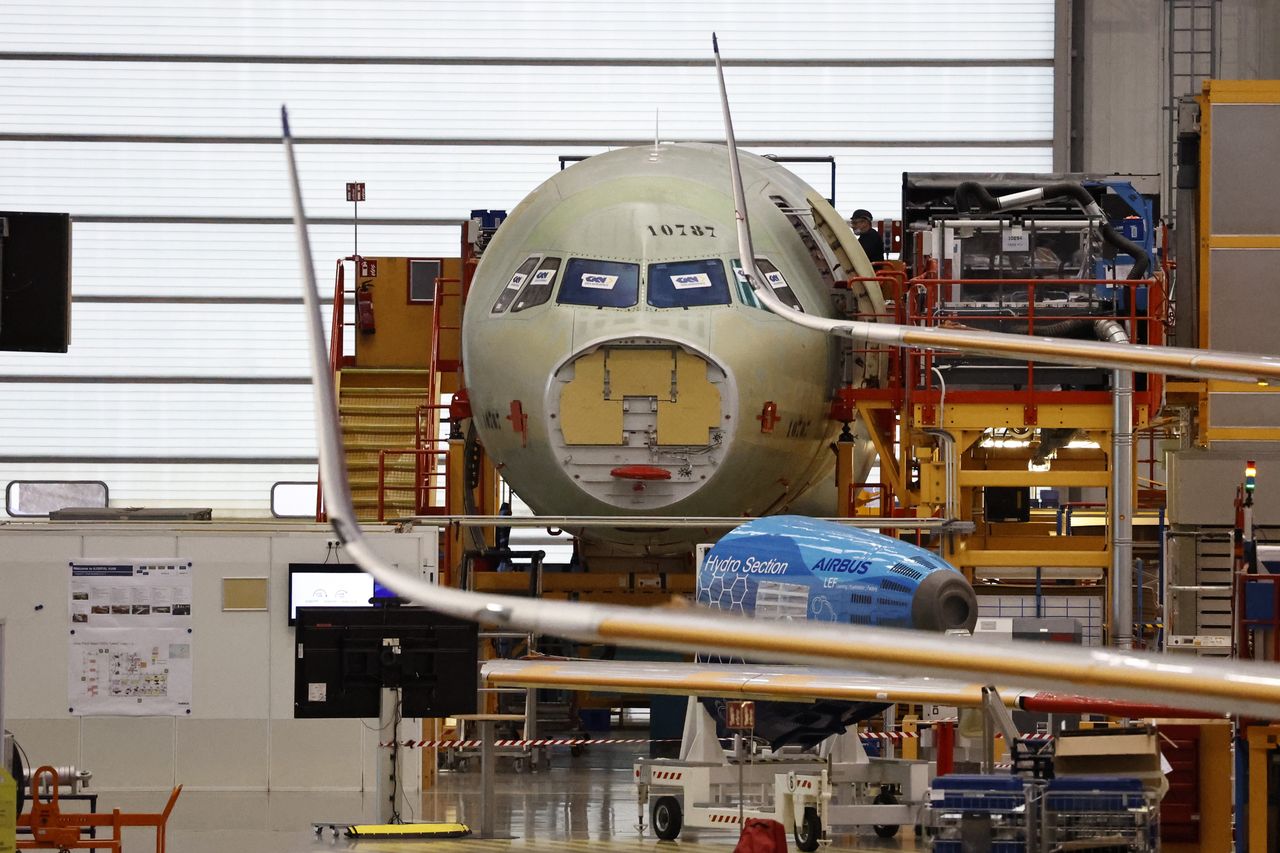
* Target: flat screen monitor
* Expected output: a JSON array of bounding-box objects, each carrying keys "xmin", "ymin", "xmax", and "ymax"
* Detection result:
[
  {"xmin": 293, "ymin": 606, "xmax": 478, "ymax": 718},
  {"xmin": 287, "ymin": 563, "xmax": 396, "ymax": 625}
]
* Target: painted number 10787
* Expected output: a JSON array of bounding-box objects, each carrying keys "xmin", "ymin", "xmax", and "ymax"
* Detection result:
[{"xmin": 647, "ymin": 224, "xmax": 717, "ymax": 237}]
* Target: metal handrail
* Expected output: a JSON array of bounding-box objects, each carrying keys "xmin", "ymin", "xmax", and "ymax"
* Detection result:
[
  {"xmin": 902, "ymin": 275, "xmax": 1167, "ymax": 420},
  {"xmin": 376, "ymin": 447, "xmax": 451, "ymax": 521},
  {"xmin": 426, "ymin": 275, "xmax": 463, "ymax": 420}
]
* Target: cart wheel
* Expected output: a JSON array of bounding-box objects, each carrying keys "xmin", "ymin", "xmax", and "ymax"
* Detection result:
[
  {"xmin": 651, "ymin": 796, "xmax": 683, "ymax": 841},
  {"xmin": 872, "ymin": 788, "xmax": 900, "ymax": 838},
  {"xmin": 793, "ymin": 807, "xmax": 822, "ymax": 852}
]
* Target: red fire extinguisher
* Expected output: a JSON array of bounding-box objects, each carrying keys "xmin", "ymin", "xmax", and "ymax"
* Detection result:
[{"xmin": 356, "ymin": 282, "xmax": 375, "ymax": 334}]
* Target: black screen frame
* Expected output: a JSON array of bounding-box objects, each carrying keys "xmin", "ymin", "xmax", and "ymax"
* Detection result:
[{"xmin": 293, "ymin": 605, "xmax": 478, "ymax": 719}]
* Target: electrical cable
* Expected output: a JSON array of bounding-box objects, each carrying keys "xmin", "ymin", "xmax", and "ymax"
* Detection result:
[{"xmin": 387, "ymin": 691, "xmax": 403, "ymax": 824}]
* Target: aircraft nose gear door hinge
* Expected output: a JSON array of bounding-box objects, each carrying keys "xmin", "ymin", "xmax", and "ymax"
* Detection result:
[{"xmin": 507, "ymin": 400, "xmax": 529, "ymax": 447}]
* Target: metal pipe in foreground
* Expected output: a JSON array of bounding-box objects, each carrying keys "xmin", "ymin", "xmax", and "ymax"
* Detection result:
[{"xmin": 1097, "ymin": 319, "xmax": 1135, "ymax": 650}]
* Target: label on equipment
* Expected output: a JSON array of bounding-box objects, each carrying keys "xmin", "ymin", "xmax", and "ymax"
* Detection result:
[
  {"xmin": 765, "ymin": 271, "xmax": 788, "ymax": 290},
  {"xmin": 308, "ymin": 683, "xmax": 327, "ymax": 702},
  {"xmin": 505, "ymin": 273, "xmax": 527, "ymax": 291},
  {"xmin": 671, "ymin": 273, "xmax": 712, "ymax": 290},
  {"xmin": 1002, "ymin": 225, "xmax": 1029, "ymax": 252},
  {"xmin": 581, "ymin": 273, "xmax": 618, "ymax": 290},
  {"xmin": 531, "ymin": 269, "xmax": 555, "ymax": 285}
]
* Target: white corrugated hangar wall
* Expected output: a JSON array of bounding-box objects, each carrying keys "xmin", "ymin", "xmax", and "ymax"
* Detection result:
[{"xmin": 0, "ymin": 1, "xmax": 1054, "ymax": 515}]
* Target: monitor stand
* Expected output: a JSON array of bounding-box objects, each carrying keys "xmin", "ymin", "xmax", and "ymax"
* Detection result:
[{"xmin": 376, "ymin": 686, "xmax": 402, "ymax": 825}]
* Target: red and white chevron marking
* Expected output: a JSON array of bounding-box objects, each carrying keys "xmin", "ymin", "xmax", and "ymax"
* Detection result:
[
  {"xmin": 707, "ymin": 814, "xmax": 743, "ymax": 824},
  {"xmin": 651, "ymin": 770, "xmax": 684, "ymax": 781},
  {"xmin": 859, "ymin": 731, "xmax": 919, "ymax": 742}
]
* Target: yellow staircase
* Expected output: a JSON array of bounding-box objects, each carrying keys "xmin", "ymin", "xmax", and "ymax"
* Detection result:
[{"xmin": 338, "ymin": 371, "xmax": 431, "ymax": 520}]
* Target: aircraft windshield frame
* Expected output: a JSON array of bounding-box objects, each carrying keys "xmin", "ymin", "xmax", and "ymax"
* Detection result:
[
  {"xmin": 556, "ymin": 258, "xmax": 640, "ymax": 308},
  {"xmin": 510, "ymin": 256, "xmax": 562, "ymax": 313},
  {"xmin": 754, "ymin": 258, "xmax": 805, "ymax": 312},
  {"xmin": 732, "ymin": 258, "xmax": 804, "ymax": 313},
  {"xmin": 490, "ymin": 256, "xmax": 539, "ymax": 314},
  {"xmin": 646, "ymin": 258, "xmax": 732, "ymax": 309}
]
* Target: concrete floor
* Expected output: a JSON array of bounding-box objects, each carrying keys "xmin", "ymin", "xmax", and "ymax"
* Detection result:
[{"xmin": 72, "ymin": 743, "xmax": 924, "ymax": 852}]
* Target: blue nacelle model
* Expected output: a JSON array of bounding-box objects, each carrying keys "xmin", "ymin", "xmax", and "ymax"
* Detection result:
[
  {"xmin": 698, "ymin": 515, "xmax": 977, "ymax": 633},
  {"xmin": 697, "ymin": 516, "xmax": 978, "ymax": 747}
]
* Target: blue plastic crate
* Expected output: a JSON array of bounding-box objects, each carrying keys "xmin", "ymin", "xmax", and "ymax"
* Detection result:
[
  {"xmin": 932, "ymin": 840, "xmax": 1023, "ymax": 853},
  {"xmin": 930, "ymin": 774, "xmax": 1026, "ymax": 811},
  {"xmin": 1045, "ymin": 775, "xmax": 1146, "ymax": 812}
]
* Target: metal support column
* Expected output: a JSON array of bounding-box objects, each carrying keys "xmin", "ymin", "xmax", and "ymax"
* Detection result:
[
  {"xmin": 478, "ymin": 720, "xmax": 496, "ymax": 839},
  {"xmin": 1110, "ymin": 361, "xmax": 1135, "ymax": 650},
  {"xmin": 375, "ymin": 687, "xmax": 401, "ymax": 825}
]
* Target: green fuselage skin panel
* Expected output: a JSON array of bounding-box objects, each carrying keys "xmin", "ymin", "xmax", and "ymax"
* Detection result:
[{"xmin": 463, "ymin": 143, "xmax": 883, "ymax": 548}]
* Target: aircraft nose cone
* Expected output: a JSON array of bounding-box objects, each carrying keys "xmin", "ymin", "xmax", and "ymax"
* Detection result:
[{"xmin": 911, "ymin": 570, "xmax": 978, "ymax": 632}]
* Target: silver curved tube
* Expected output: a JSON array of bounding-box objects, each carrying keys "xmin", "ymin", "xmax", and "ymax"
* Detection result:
[{"xmin": 284, "ymin": 105, "xmax": 1280, "ymax": 719}]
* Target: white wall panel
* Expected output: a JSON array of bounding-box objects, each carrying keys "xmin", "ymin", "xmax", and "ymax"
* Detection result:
[
  {"xmin": 0, "ymin": 2, "xmax": 1055, "ymax": 513},
  {"xmin": 0, "ymin": 462, "xmax": 317, "ymax": 515},
  {"xmin": 1, "ymin": 304, "xmax": 335, "ymax": 377},
  {"xmin": 763, "ymin": 146, "xmax": 1055, "ymax": 223},
  {"xmin": 0, "ymin": 525, "xmax": 435, "ymax": 798},
  {"xmin": 3, "ymin": 143, "xmax": 1050, "ymax": 221},
  {"xmin": 71, "ymin": 223, "xmax": 459, "ymax": 297},
  {"xmin": 0, "ymin": 385, "xmax": 317, "ymax": 456},
  {"xmin": 1, "ymin": 62, "xmax": 1053, "ymax": 141},
  {"xmin": 0, "ymin": 1, "xmax": 1055, "ymax": 60},
  {"xmin": 0, "ymin": 143, "xmax": 606, "ymax": 217}
]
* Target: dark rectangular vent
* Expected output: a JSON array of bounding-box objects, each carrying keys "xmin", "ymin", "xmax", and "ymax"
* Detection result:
[
  {"xmin": 889, "ymin": 562, "xmax": 924, "ymax": 580},
  {"xmin": 879, "ymin": 578, "xmax": 915, "ymax": 596}
]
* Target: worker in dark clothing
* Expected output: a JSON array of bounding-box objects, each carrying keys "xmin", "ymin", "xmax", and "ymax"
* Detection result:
[{"xmin": 849, "ymin": 208, "xmax": 884, "ymax": 263}]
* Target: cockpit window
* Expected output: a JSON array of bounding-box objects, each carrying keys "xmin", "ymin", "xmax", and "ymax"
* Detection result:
[
  {"xmin": 646, "ymin": 259, "xmax": 731, "ymax": 308},
  {"xmin": 491, "ymin": 257, "xmax": 539, "ymax": 314},
  {"xmin": 755, "ymin": 258, "xmax": 805, "ymax": 312},
  {"xmin": 510, "ymin": 257, "xmax": 562, "ymax": 313},
  {"xmin": 730, "ymin": 260, "xmax": 761, "ymax": 309},
  {"xmin": 731, "ymin": 259, "xmax": 804, "ymax": 313},
  {"xmin": 556, "ymin": 258, "xmax": 640, "ymax": 308}
]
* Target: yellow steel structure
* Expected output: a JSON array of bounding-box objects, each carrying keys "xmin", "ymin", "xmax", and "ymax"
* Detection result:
[
  {"xmin": 1245, "ymin": 723, "xmax": 1280, "ymax": 851},
  {"xmin": 335, "ymin": 256, "xmax": 464, "ymax": 520},
  {"xmin": 1193, "ymin": 80, "xmax": 1280, "ymax": 444},
  {"xmin": 868, "ymin": 399, "xmax": 1137, "ymax": 579}
]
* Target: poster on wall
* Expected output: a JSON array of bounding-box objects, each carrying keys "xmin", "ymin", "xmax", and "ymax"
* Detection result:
[
  {"xmin": 67, "ymin": 560, "xmax": 194, "ymax": 715},
  {"xmin": 68, "ymin": 627, "xmax": 193, "ymax": 716},
  {"xmin": 68, "ymin": 561, "xmax": 192, "ymax": 628}
]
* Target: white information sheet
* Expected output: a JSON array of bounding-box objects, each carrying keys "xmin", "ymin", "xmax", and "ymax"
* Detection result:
[
  {"xmin": 69, "ymin": 561, "xmax": 192, "ymax": 628},
  {"xmin": 68, "ymin": 627, "xmax": 193, "ymax": 716},
  {"xmin": 68, "ymin": 560, "xmax": 194, "ymax": 715}
]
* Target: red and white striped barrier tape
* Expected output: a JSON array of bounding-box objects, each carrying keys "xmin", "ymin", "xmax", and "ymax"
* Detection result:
[
  {"xmin": 382, "ymin": 737, "xmax": 673, "ymax": 749},
  {"xmin": 384, "ymin": 730, "xmax": 1053, "ymax": 749}
]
